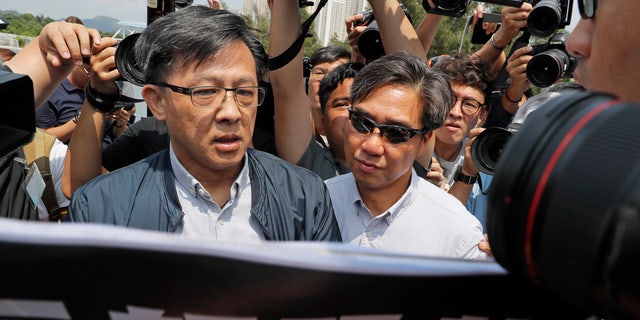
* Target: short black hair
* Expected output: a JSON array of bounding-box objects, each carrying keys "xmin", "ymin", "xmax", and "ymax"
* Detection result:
[{"xmin": 318, "ymin": 63, "xmax": 363, "ymax": 113}]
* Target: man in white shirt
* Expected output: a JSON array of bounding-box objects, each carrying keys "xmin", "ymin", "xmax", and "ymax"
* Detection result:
[{"xmin": 325, "ymin": 52, "xmax": 488, "ymax": 259}]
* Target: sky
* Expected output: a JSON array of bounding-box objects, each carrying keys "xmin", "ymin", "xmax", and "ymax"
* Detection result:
[{"xmin": 1, "ymin": 0, "xmax": 244, "ymax": 23}]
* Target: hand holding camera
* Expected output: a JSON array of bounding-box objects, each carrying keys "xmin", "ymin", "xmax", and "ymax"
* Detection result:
[
  {"xmin": 345, "ymin": 13, "xmax": 368, "ymax": 64},
  {"xmin": 87, "ymin": 37, "xmax": 120, "ymax": 96}
]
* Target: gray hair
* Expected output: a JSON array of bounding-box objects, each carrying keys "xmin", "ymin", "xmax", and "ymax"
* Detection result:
[
  {"xmin": 134, "ymin": 6, "xmax": 268, "ymax": 85},
  {"xmin": 350, "ymin": 51, "xmax": 452, "ymax": 131}
]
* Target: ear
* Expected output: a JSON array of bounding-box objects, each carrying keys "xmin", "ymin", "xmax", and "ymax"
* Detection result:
[
  {"xmin": 415, "ymin": 131, "xmax": 435, "ymax": 168},
  {"xmin": 417, "ymin": 130, "xmax": 434, "ymax": 158},
  {"xmin": 476, "ymin": 107, "xmax": 488, "ymax": 127},
  {"xmin": 142, "ymin": 85, "xmax": 166, "ymax": 121},
  {"xmin": 316, "ymin": 112, "xmax": 327, "ymax": 136}
]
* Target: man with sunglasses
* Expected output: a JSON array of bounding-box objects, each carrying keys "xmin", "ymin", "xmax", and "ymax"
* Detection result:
[
  {"xmin": 68, "ymin": 7, "xmax": 341, "ymax": 242},
  {"xmin": 566, "ymin": 0, "xmax": 639, "ymax": 104},
  {"xmin": 325, "ymin": 52, "xmax": 488, "ymax": 259}
]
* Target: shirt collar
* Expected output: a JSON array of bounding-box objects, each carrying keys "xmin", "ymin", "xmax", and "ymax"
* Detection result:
[
  {"xmin": 169, "ymin": 142, "xmax": 249, "ymax": 201},
  {"xmin": 349, "ymin": 169, "xmax": 419, "ymax": 222}
]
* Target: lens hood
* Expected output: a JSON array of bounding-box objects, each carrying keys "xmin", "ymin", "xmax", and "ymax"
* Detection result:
[
  {"xmin": 357, "ymin": 20, "xmax": 385, "ymax": 62},
  {"xmin": 471, "ymin": 127, "xmax": 513, "ymax": 175},
  {"xmin": 115, "ymin": 33, "xmax": 146, "ymax": 87},
  {"xmin": 487, "ymin": 91, "xmax": 640, "ymax": 317}
]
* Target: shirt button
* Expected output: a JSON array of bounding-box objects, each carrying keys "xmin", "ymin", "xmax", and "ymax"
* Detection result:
[
  {"xmin": 386, "ymin": 216, "xmax": 394, "ymax": 224},
  {"xmin": 197, "ymin": 188, "xmax": 205, "ymax": 196}
]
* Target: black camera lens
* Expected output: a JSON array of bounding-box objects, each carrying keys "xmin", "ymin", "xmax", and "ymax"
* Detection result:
[
  {"xmin": 357, "ymin": 20, "xmax": 386, "ymax": 62},
  {"xmin": 471, "ymin": 127, "xmax": 513, "ymax": 175},
  {"xmin": 526, "ymin": 48, "xmax": 572, "ymax": 88},
  {"xmin": 422, "ymin": 0, "xmax": 471, "ymax": 18},
  {"xmin": 527, "ymin": 0, "xmax": 562, "ymax": 37},
  {"xmin": 487, "ymin": 91, "xmax": 640, "ymax": 319},
  {"xmin": 115, "ymin": 33, "xmax": 146, "ymax": 87}
]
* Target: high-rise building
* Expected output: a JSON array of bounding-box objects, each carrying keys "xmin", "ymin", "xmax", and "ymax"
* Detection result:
[
  {"xmin": 242, "ymin": 0, "xmax": 270, "ymax": 21},
  {"xmin": 241, "ymin": 0, "xmax": 368, "ymax": 47},
  {"xmin": 308, "ymin": 0, "xmax": 368, "ymax": 46}
]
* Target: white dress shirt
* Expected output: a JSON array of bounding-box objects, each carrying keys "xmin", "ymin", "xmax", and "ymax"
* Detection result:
[
  {"xmin": 325, "ymin": 169, "xmax": 487, "ymax": 259},
  {"xmin": 170, "ymin": 144, "xmax": 263, "ymax": 243}
]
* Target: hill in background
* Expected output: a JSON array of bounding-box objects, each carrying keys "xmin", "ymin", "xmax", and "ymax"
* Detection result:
[
  {"xmin": 83, "ymin": 16, "xmax": 121, "ymax": 35},
  {"xmin": 0, "ymin": 10, "xmax": 124, "ymax": 36}
]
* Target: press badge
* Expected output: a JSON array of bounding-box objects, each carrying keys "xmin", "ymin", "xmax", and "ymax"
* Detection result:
[{"xmin": 21, "ymin": 161, "xmax": 46, "ymax": 208}]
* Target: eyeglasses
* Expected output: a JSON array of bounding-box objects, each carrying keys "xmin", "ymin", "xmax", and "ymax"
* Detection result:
[
  {"xmin": 578, "ymin": 0, "xmax": 597, "ymax": 19},
  {"xmin": 453, "ymin": 95, "xmax": 485, "ymax": 116},
  {"xmin": 158, "ymin": 82, "xmax": 266, "ymax": 108},
  {"xmin": 348, "ymin": 108, "xmax": 428, "ymax": 144},
  {"xmin": 309, "ymin": 67, "xmax": 329, "ymax": 81}
]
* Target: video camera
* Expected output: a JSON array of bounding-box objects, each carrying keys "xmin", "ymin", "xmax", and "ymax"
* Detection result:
[
  {"xmin": 0, "ymin": 70, "xmax": 35, "ymax": 157},
  {"xmin": 423, "ymin": 0, "xmax": 572, "ymax": 37},
  {"xmin": 354, "ymin": 4, "xmax": 412, "ymax": 62}
]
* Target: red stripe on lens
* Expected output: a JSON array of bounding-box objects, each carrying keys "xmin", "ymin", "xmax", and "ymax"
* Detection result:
[{"xmin": 524, "ymin": 99, "xmax": 618, "ymax": 282}]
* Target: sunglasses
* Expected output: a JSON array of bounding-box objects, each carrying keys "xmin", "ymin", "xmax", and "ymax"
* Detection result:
[
  {"xmin": 578, "ymin": 0, "xmax": 597, "ymax": 19},
  {"xmin": 348, "ymin": 108, "xmax": 428, "ymax": 144}
]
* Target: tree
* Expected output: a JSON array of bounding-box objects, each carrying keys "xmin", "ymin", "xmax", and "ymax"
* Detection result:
[{"xmin": 0, "ymin": 11, "xmax": 54, "ymax": 39}]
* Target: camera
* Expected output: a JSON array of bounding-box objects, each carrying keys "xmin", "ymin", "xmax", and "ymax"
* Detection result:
[
  {"xmin": 526, "ymin": 32, "xmax": 576, "ymax": 88},
  {"xmin": 487, "ymin": 91, "xmax": 640, "ymax": 319},
  {"xmin": 354, "ymin": 4, "xmax": 411, "ymax": 62},
  {"xmin": 115, "ymin": 33, "xmax": 145, "ymax": 87},
  {"xmin": 422, "ymin": 0, "xmax": 525, "ymax": 18},
  {"xmin": 526, "ymin": 0, "xmax": 571, "ymax": 37},
  {"xmin": 471, "ymin": 127, "xmax": 513, "ymax": 175},
  {"xmin": 422, "ymin": 0, "xmax": 572, "ymax": 37},
  {"xmin": 0, "ymin": 70, "xmax": 35, "ymax": 157}
]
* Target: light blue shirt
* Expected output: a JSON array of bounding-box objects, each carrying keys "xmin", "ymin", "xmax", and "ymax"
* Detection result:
[
  {"xmin": 170, "ymin": 144, "xmax": 263, "ymax": 243},
  {"xmin": 325, "ymin": 170, "xmax": 487, "ymax": 259},
  {"xmin": 465, "ymin": 173, "xmax": 493, "ymax": 230}
]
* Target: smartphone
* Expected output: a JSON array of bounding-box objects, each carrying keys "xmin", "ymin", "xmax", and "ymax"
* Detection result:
[{"xmin": 471, "ymin": 13, "xmax": 502, "ymax": 45}]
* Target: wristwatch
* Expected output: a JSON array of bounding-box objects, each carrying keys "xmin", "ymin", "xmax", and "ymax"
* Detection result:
[{"xmin": 454, "ymin": 167, "xmax": 478, "ymax": 184}]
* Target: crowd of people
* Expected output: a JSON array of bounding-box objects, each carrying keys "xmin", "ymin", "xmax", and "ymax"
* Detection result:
[{"xmin": 0, "ymin": 0, "xmax": 633, "ymax": 264}]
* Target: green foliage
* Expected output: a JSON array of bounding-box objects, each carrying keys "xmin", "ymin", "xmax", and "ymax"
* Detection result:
[{"xmin": 0, "ymin": 11, "xmax": 54, "ymax": 39}]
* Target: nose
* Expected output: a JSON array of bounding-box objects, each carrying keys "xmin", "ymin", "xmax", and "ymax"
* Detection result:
[
  {"xmin": 565, "ymin": 19, "xmax": 591, "ymax": 59},
  {"xmin": 215, "ymin": 91, "xmax": 242, "ymax": 120},
  {"xmin": 449, "ymin": 99, "xmax": 464, "ymax": 117},
  {"xmin": 360, "ymin": 127, "xmax": 385, "ymax": 155}
]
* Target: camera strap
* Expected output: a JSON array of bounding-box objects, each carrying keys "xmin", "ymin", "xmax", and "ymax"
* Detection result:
[{"xmin": 268, "ymin": 0, "xmax": 328, "ymax": 71}]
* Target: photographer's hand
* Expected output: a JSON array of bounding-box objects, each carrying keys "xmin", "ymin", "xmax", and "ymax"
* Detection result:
[
  {"xmin": 472, "ymin": 4, "xmax": 498, "ymax": 36},
  {"xmin": 472, "ymin": 3, "xmax": 532, "ymax": 78},
  {"xmin": 448, "ymin": 127, "xmax": 484, "ymax": 205},
  {"xmin": 503, "ymin": 45, "xmax": 533, "ymax": 114},
  {"xmin": 38, "ymin": 21, "xmax": 101, "ymax": 67},
  {"xmin": 5, "ymin": 21, "xmax": 101, "ymax": 108},
  {"xmin": 66, "ymin": 37, "xmax": 119, "ymax": 197},
  {"xmin": 87, "ymin": 37, "xmax": 120, "ymax": 95},
  {"xmin": 207, "ymin": 0, "xmax": 223, "ymax": 10},
  {"xmin": 345, "ymin": 13, "xmax": 367, "ymax": 64},
  {"xmin": 425, "ymin": 157, "xmax": 448, "ymax": 191},
  {"xmin": 492, "ymin": 2, "xmax": 532, "ymax": 48}
]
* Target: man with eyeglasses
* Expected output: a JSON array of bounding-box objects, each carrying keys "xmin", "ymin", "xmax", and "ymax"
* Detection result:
[
  {"xmin": 430, "ymin": 55, "xmax": 493, "ymax": 190},
  {"xmin": 566, "ymin": 0, "xmax": 639, "ymax": 104},
  {"xmin": 325, "ymin": 52, "xmax": 488, "ymax": 259},
  {"xmin": 306, "ymin": 46, "xmax": 351, "ymax": 148},
  {"xmin": 68, "ymin": 7, "xmax": 341, "ymax": 243}
]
